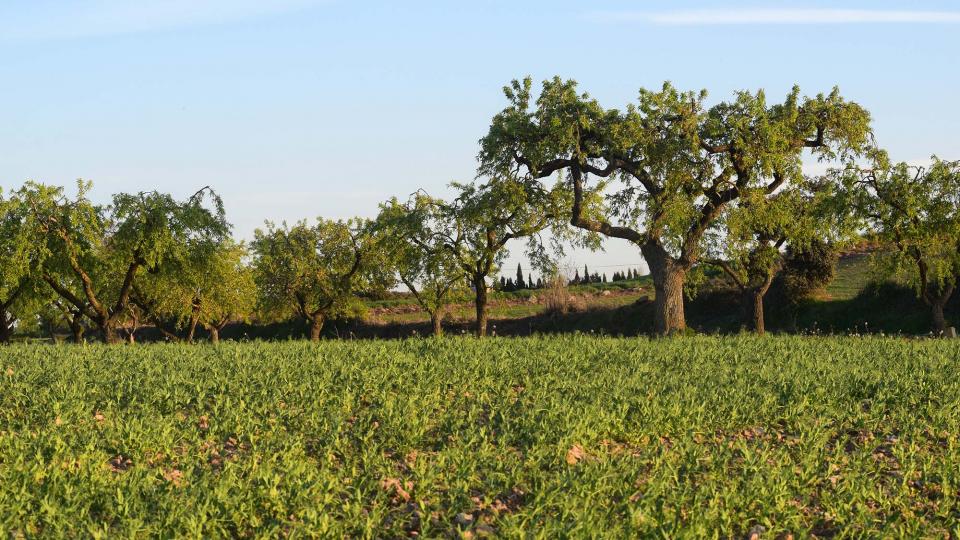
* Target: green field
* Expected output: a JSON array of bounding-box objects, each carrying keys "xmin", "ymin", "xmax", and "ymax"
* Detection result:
[{"xmin": 3, "ymin": 337, "xmax": 959, "ymax": 537}]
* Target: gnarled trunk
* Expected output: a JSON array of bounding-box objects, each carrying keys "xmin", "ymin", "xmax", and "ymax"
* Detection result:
[
  {"xmin": 473, "ymin": 275, "xmax": 488, "ymax": 337},
  {"xmin": 70, "ymin": 323, "xmax": 85, "ymax": 344},
  {"xmin": 642, "ymin": 242, "xmax": 686, "ymax": 335},
  {"xmin": 209, "ymin": 327, "xmax": 220, "ymax": 344},
  {"xmin": 309, "ymin": 313, "xmax": 324, "ymax": 342},
  {"xmin": 922, "ymin": 281, "xmax": 954, "ymax": 336},
  {"xmin": 100, "ymin": 322, "xmax": 121, "ymax": 345},
  {"xmin": 750, "ymin": 289, "xmax": 766, "ymax": 336}
]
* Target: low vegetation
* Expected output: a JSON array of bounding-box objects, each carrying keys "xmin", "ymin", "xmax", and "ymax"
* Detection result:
[{"xmin": 2, "ymin": 337, "xmax": 959, "ymax": 537}]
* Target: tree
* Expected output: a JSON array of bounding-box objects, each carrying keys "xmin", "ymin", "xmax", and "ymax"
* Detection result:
[
  {"xmin": 0, "ymin": 185, "xmax": 53, "ymax": 343},
  {"xmin": 39, "ymin": 299, "xmax": 90, "ymax": 344},
  {"xmin": 516, "ymin": 263, "xmax": 526, "ymax": 289},
  {"xmin": 252, "ymin": 218, "xmax": 386, "ymax": 342},
  {"xmin": 133, "ymin": 239, "xmax": 255, "ymax": 343},
  {"xmin": 479, "ymin": 77, "xmax": 871, "ymax": 334},
  {"xmin": 437, "ymin": 177, "xmax": 563, "ymax": 337},
  {"xmin": 849, "ymin": 155, "xmax": 960, "ymax": 334},
  {"xmin": 706, "ymin": 179, "xmax": 851, "ymax": 334},
  {"xmin": 376, "ymin": 194, "xmax": 467, "ymax": 337},
  {"xmin": 32, "ymin": 182, "xmax": 228, "ymax": 343}
]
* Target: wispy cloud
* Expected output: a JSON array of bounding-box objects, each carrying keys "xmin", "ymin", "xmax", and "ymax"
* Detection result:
[
  {"xmin": 0, "ymin": 0, "xmax": 331, "ymax": 41},
  {"xmin": 590, "ymin": 9, "xmax": 960, "ymax": 25}
]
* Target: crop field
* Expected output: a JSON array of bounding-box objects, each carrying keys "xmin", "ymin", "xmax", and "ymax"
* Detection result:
[{"xmin": 2, "ymin": 337, "xmax": 960, "ymax": 537}]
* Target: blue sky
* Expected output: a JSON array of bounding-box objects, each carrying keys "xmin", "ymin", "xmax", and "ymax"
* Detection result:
[{"xmin": 2, "ymin": 0, "xmax": 958, "ymax": 277}]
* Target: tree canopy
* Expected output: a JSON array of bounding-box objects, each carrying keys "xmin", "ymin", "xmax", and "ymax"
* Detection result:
[
  {"xmin": 376, "ymin": 193, "xmax": 467, "ymax": 337},
  {"xmin": 442, "ymin": 176, "xmax": 565, "ymax": 336},
  {"xmin": 479, "ymin": 76, "xmax": 872, "ymax": 333},
  {"xmin": 30, "ymin": 182, "xmax": 228, "ymax": 343},
  {"xmin": 252, "ymin": 218, "xmax": 389, "ymax": 341},
  {"xmin": 0, "ymin": 185, "xmax": 54, "ymax": 342},
  {"xmin": 847, "ymin": 154, "xmax": 960, "ymax": 333}
]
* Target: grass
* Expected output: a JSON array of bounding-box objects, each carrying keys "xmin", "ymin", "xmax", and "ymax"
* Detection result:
[{"xmin": 2, "ymin": 336, "xmax": 960, "ymax": 537}]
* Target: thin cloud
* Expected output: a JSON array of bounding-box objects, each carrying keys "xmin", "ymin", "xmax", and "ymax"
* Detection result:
[
  {"xmin": 590, "ymin": 9, "xmax": 960, "ymax": 25},
  {"xmin": 0, "ymin": 0, "xmax": 331, "ymax": 41}
]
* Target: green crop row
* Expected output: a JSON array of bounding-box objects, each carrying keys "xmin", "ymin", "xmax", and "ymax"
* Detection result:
[{"xmin": 2, "ymin": 336, "xmax": 959, "ymax": 537}]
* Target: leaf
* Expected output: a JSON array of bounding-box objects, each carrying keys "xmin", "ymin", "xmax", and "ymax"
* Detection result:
[
  {"xmin": 380, "ymin": 477, "xmax": 412, "ymax": 502},
  {"xmin": 566, "ymin": 444, "xmax": 586, "ymax": 465}
]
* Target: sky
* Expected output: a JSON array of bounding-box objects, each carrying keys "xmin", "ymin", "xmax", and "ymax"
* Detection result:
[{"xmin": 2, "ymin": 0, "xmax": 959, "ymax": 279}]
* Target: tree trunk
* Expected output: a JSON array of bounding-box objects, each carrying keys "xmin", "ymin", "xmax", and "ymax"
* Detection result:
[
  {"xmin": 309, "ymin": 313, "xmax": 324, "ymax": 342},
  {"xmin": 932, "ymin": 302, "xmax": 947, "ymax": 336},
  {"xmin": 750, "ymin": 289, "xmax": 766, "ymax": 336},
  {"xmin": 642, "ymin": 242, "xmax": 686, "ymax": 335},
  {"xmin": 209, "ymin": 327, "xmax": 220, "ymax": 344},
  {"xmin": 744, "ymin": 273, "xmax": 775, "ymax": 336},
  {"xmin": 186, "ymin": 306, "xmax": 200, "ymax": 343},
  {"xmin": 473, "ymin": 275, "xmax": 488, "ymax": 337},
  {"xmin": 101, "ymin": 323, "xmax": 121, "ymax": 344},
  {"xmin": 429, "ymin": 309, "xmax": 444, "ymax": 337},
  {"xmin": 0, "ymin": 311, "xmax": 13, "ymax": 344},
  {"xmin": 70, "ymin": 322, "xmax": 85, "ymax": 344}
]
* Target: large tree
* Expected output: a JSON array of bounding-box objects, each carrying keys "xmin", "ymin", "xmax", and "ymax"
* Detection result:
[
  {"xmin": 479, "ymin": 77, "xmax": 871, "ymax": 334},
  {"xmin": 850, "ymin": 155, "xmax": 960, "ymax": 334},
  {"xmin": 442, "ymin": 177, "xmax": 564, "ymax": 337},
  {"xmin": 252, "ymin": 218, "xmax": 388, "ymax": 342},
  {"xmin": 32, "ymin": 182, "xmax": 228, "ymax": 343},
  {"xmin": 376, "ymin": 194, "xmax": 467, "ymax": 337}
]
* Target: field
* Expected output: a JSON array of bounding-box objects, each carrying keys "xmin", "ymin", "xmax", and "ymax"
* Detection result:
[{"xmin": 3, "ymin": 337, "xmax": 960, "ymax": 537}]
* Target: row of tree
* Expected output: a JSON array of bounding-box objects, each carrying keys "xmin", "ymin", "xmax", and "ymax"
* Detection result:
[{"xmin": 2, "ymin": 77, "xmax": 958, "ymax": 343}]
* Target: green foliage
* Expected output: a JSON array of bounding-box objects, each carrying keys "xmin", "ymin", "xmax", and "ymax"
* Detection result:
[
  {"xmin": 479, "ymin": 77, "xmax": 871, "ymax": 258},
  {"xmin": 847, "ymin": 156, "xmax": 960, "ymax": 300},
  {"xmin": 2, "ymin": 337, "xmax": 959, "ymax": 536},
  {"xmin": 29, "ymin": 182, "xmax": 228, "ymax": 342},
  {"xmin": 0, "ymin": 185, "xmax": 56, "ymax": 339},
  {"xmin": 135, "ymin": 239, "xmax": 256, "ymax": 338},
  {"xmin": 448, "ymin": 176, "xmax": 568, "ymax": 279},
  {"xmin": 375, "ymin": 194, "xmax": 467, "ymax": 327},
  {"xmin": 782, "ymin": 240, "xmax": 839, "ymax": 303},
  {"xmin": 251, "ymin": 218, "xmax": 390, "ymax": 327}
]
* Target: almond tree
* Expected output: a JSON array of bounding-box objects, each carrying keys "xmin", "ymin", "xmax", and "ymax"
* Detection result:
[
  {"xmin": 133, "ymin": 239, "xmax": 255, "ymax": 343},
  {"xmin": 376, "ymin": 193, "xmax": 466, "ymax": 337},
  {"xmin": 0, "ymin": 185, "xmax": 53, "ymax": 343},
  {"xmin": 850, "ymin": 155, "xmax": 960, "ymax": 334},
  {"xmin": 705, "ymin": 178, "xmax": 854, "ymax": 334},
  {"xmin": 479, "ymin": 77, "xmax": 871, "ymax": 334},
  {"xmin": 251, "ymin": 218, "xmax": 389, "ymax": 342},
  {"xmin": 443, "ymin": 177, "xmax": 564, "ymax": 337},
  {"xmin": 32, "ymin": 181, "xmax": 228, "ymax": 343}
]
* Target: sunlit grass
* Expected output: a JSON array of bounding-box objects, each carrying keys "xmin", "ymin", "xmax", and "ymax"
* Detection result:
[{"xmin": 2, "ymin": 336, "xmax": 958, "ymax": 537}]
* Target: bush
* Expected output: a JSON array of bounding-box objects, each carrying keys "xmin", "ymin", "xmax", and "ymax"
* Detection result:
[{"xmin": 782, "ymin": 240, "xmax": 838, "ymax": 304}]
